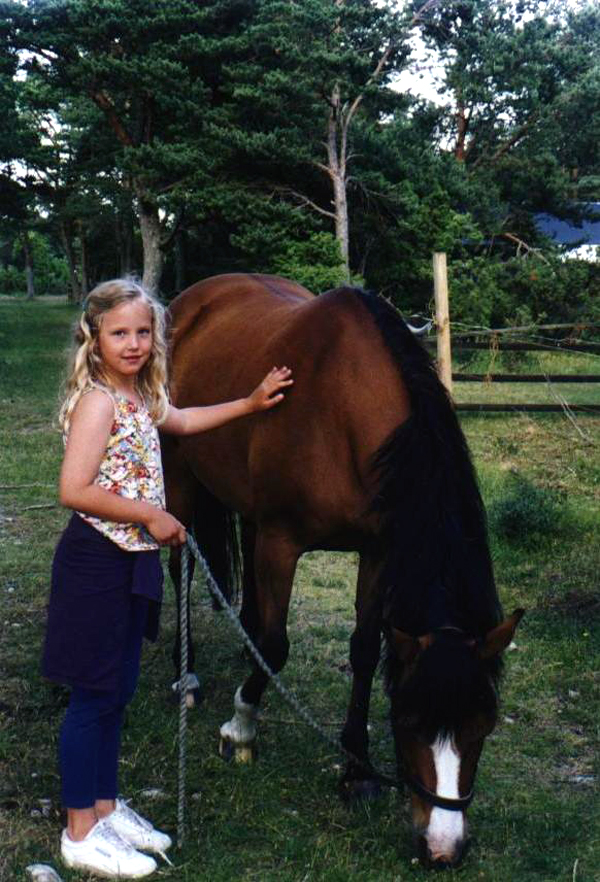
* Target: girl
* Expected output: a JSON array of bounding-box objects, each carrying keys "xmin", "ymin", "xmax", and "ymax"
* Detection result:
[{"xmin": 42, "ymin": 278, "xmax": 293, "ymax": 878}]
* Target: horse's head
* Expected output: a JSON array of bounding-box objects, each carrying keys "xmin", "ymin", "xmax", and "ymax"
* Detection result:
[{"xmin": 386, "ymin": 609, "xmax": 524, "ymax": 869}]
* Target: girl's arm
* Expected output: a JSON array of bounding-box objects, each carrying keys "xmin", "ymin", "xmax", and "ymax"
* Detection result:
[
  {"xmin": 59, "ymin": 391, "xmax": 185, "ymax": 545},
  {"xmin": 161, "ymin": 366, "xmax": 293, "ymax": 436}
]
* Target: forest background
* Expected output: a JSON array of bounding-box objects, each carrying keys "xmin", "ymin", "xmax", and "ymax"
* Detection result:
[{"xmin": 1, "ymin": 0, "xmax": 599, "ymax": 330}]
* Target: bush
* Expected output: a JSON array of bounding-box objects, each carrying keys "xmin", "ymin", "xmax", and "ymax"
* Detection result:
[
  {"xmin": 1, "ymin": 232, "xmax": 70, "ymax": 296},
  {"xmin": 447, "ymin": 254, "xmax": 600, "ymax": 330},
  {"xmin": 489, "ymin": 473, "xmax": 570, "ymax": 543},
  {"xmin": 0, "ymin": 264, "xmax": 25, "ymax": 295}
]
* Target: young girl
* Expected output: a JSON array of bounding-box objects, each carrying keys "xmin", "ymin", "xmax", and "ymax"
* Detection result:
[{"xmin": 42, "ymin": 278, "xmax": 293, "ymax": 879}]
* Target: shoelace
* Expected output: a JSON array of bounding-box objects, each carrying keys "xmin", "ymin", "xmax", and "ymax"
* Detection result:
[
  {"xmin": 118, "ymin": 800, "xmax": 153, "ymax": 832},
  {"xmin": 117, "ymin": 801, "xmax": 173, "ymax": 867},
  {"xmin": 95, "ymin": 819, "xmax": 136, "ymax": 855}
]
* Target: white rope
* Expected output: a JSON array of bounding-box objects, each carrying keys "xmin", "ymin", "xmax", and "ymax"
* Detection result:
[
  {"xmin": 174, "ymin": 534, "xmax": 401, "ymax": 838},
  {"xmin": 176, "ymin": 543, "xmax": 191, "ymax": 848}
]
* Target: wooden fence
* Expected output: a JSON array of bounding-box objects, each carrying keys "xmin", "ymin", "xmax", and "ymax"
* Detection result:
[{"xmin": 427, "ymin": 253, "xmax": 600, "ymax": 414}]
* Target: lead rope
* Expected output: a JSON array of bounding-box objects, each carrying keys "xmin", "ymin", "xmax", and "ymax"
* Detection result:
[
  {"xmin": 177, "ymin": 541, "xmax": 191, "ymax": 848},
  {"xmin": 180, "ymin": 535, "xmax": 378, "ymax": 756},
  {"xmin": 175, "ymin": 534, "xmax": 473, "ymax": 844},
  {"xmin": 176, "ymin": 535, "xmax": 399, "ymax": 849}
]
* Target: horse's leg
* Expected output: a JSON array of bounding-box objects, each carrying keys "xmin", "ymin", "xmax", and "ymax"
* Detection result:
[
  {"xmin": 340, "ymin": 551, "xmax": 383, "ymax": 800},
  {"xmin": 219, "ymin": 526, "xmax": 299, "ymax": 762},
  {"xmin": 239, "ymin": 519, "xmax": 259, "ymax": 643}
]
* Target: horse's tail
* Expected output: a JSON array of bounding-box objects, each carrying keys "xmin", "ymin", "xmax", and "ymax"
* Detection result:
[
  {"xmin": 354, "ymin": 289, "xmax": 501, "ymax": 637},
  {"xmin": 191, "ymin": 486, "xmax": 241, "ymax": 607}
]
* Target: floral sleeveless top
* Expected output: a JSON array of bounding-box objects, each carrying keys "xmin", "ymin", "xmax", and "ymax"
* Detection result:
[{"xmin": 72, "ymin": 386, "xmax": 166, "ymax": 552}]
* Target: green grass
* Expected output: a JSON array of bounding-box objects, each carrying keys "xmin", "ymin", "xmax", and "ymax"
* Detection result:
[
  {"xmin": 1, "ymin": 299, "xmax": 600, "ymax": 881},
  {"xmin": 451, "ymin": 346, "xmax": 600, "ymax": 407}
]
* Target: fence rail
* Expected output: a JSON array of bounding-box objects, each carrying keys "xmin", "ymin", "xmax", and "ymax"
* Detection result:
[
  {"xmin": 428, "ymin": 252, "xmax": 600, "ymax": 413},
  {"xmin": 456, "ymin": 403, "xmax": 600, "ymax": 413},
  {"xmin": 454, "ymin": 374, "xmax": 600, "ymax": 384}
]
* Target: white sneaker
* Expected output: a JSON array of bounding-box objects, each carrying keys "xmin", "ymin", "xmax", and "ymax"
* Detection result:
[
  {"xmin": 61, "ymin": 818, "xmax": 157, "ymax": 878},
  {"xmin": 108, "ymin": 798, "xmax": 172, "ymax": 858}
]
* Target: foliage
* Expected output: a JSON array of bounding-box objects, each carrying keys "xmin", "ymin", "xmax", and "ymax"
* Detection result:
[
  {"xmin": 0, "ymin": 232, "xmax": 69, "ymax": 296},
  {"xmin": 270, "ymin": 233, "xmax": 353, "ymax": 293},
  {"xmin": 448, "ymin": 253, "xmax": 600, "ymax": 328},
  {"xmin": 0, "ymin": 262, "xmax": 23, "ymax": 294},
  {"xmin": 0, "ymin": 0, "xmax": 599, "ymax": 319},
  {"xmin": 489, "ymin": 472, "xmax": 571, "ymax": 543}
]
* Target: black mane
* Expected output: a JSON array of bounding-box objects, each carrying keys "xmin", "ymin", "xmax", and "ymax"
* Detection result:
[{"xmin": 353, "ymin": 289, "xmax": 502, "ymax": 641}]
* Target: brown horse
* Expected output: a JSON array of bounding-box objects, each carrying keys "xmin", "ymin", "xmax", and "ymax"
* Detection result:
[{"xmin": 161, "ymin": 273, "xmax": 523, "ymax": 869}]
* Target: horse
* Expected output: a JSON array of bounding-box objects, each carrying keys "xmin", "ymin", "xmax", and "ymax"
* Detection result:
[{"xmin": 161, "ymin": 273, "xmax": 523, "ymax": 869}]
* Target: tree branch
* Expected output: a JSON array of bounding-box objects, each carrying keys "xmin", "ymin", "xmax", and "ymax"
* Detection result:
[
  {"xmin": 471, "ymin": 115, "xmax": 539, "ymax": 170},
  {"xmin": 411, "ymin": 0, "xmax": 443, "ymax": 26},
  {"xmin": 275, "ymin": 187, "xmax": 336, "ymax": 220},
  {"xmin": 345, "ymin": 42, "xmax": 395, "ymax": 131},
  {"xmin": 89, "ymin": 89, "xmax": 135, "ymax": 147},
  {"xmin": 501, "ymin": 232, "xmax": 552, "ymax": 265},
  {"xmin": 312, "ymin": 159, "xmax": 334, "ymax": 180}
]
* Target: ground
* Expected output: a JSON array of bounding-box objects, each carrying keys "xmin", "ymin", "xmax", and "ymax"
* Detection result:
[{"xmin": 1, "ymin": 298, "xmax": 599, "ymax": 881}]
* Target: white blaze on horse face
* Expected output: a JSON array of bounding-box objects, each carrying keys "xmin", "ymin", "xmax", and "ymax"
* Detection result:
[{"xmin": 426, "ymin": 736, "xmax": 466, "ymax": 860}]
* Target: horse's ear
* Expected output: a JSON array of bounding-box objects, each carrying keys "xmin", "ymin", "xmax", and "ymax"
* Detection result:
[
  {"xmin": 390, "ymin": 628, "xmax": 424, "ymax": 664},
  {"xmin": 479, "ymin": 609, "xmax": 525, "ymax": 660}
]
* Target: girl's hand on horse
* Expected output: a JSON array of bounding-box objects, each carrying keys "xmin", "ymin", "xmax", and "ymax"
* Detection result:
[
  {"xmin": 144, "ymin": 508, "xmax": 187, "ymax": 546},
  {"xmin": 248, "ymin": 366, "xmax": 293, "ymax": 411}
]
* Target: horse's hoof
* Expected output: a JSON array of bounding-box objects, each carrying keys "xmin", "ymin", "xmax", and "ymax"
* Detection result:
[
  {"xmin": 339, "ymin": 777, "xmax": 382, "ymax": 803},
  {"xmin": 219, "ymin": 737, "xmax": 257, "ymax": 764}
]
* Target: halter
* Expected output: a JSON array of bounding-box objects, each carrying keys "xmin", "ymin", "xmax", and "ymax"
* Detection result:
[
  {"xmin": 393, "ymin": 624, "xmax": 478, "ymax": 812},
  {"xmin": 402, "ymin": 772, "xmax": 475, "ymax": 812},
  {"xmin": 362, "ymin": 765, "xmax": 475, "ymax": 812}
]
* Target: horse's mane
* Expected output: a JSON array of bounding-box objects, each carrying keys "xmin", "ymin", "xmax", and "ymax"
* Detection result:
[{"xmin": 352, "ymin": 289, "xmax": 502, "ymax": 642}]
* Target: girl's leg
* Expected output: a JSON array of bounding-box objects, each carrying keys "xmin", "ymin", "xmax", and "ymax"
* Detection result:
[
  {"xmin": 95, "ymin": 596, "xmax": 149, "ymax": 816},
  {"xmin": 60, "ymin": 686, "xmax": 116, "ymax": 840}
]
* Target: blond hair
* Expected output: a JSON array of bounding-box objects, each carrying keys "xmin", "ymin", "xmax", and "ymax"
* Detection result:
[{"xmin": 59, "ymin": 278, "xmax": 170, "ymax": 433}]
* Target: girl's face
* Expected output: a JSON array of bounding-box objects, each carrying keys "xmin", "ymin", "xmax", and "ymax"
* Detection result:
[{"xmin": 97, "ymin": 298, "xmax": 153, "ymax": 386}]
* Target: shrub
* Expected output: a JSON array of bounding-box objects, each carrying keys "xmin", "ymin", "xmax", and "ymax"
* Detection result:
[
  {"xmin": 489, "ymin": 473, "xmax": 570, "ymax": 543},
  {"xmin": 0, "ymin": 264, "xmax": 26, "ymax": 295}
]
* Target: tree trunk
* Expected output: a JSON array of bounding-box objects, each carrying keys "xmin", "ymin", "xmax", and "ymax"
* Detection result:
[
  {"xmin": 326, "ymin": 87, "xmax": 350, "ymax": 281},
  {"xmin": 116, "ymin": 200, "xmax": 135, "ymax": 276},
  {"xmin": 174, "ymin": 229, "xmax": 187, "ymax": 293},
  {"xmin": 136, "ymin": 187, "xmax": 164, "ymax": 295},
  {"xmin": 78, "ymin": 220, "xmax": 89, "ymax": 299},
  {"xmin": 454, "ymin": 100, "xmax": 469, "ymax": 162},
  {"xmin": 60, "ymin": 221, "xmax": 81, "ymax": 303},
  {"xmin": 22, "ymin": 231, "xmax": 35, "ymax": 300},
  {"xmin": 331, "ymin": 167, "xmax": 350, "ymax": 279}
]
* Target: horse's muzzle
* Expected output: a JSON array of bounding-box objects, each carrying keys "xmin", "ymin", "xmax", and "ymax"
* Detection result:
[{"xmin": 416, "ymin": 833, "xmax": 471, "ymax": 870}]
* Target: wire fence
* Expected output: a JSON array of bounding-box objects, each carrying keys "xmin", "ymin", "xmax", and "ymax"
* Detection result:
[{"xmin": 420, "ymin": 315, "xmax": 600, "ymax": 414}]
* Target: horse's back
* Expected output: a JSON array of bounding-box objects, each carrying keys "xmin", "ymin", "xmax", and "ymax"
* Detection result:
[{"xmin": 166, "ymin": 274, "xmax": 410, "ymax": 543}]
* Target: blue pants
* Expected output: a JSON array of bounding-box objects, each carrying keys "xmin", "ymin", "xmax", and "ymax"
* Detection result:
[{"xmin": 59, "ymin": 596, "xmax": 148, "ymax": 808}]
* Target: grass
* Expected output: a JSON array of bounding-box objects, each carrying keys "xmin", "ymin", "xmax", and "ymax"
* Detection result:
[
  {"xmin": 451, "ymin": 346, "xmax": 600, "ymax": 407},
  {"xmin": 1, "ymin": 298, "xmax": 600, "ymax": 882}
]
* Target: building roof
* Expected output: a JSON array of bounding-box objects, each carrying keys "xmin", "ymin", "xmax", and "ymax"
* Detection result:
[{"xmin": 535, "ymin": 203, "xmax": 600, "ymax": 246}]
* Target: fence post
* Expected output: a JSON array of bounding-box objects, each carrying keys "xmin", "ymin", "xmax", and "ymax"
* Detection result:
[{"xmin": 433, "ymin": 252, "xmax": 453, "ymax": 396}]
